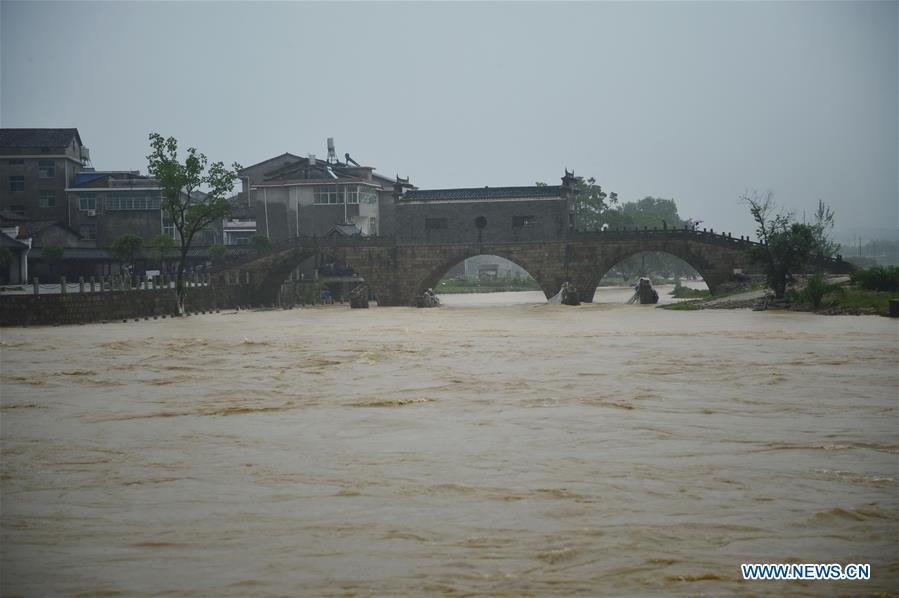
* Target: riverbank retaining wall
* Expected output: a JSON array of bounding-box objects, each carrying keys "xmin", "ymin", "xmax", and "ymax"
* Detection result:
[{"xmin": 0, "ymin": 285, "xmax": 255, "ymax": 327}]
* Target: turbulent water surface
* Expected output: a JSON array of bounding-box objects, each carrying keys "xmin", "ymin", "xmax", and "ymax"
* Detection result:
[{"xmin": 2, "ymin": 291, "xmax": 897, "ymax": 596}]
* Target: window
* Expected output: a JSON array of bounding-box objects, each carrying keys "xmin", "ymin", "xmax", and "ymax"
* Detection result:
[
  {"xmin": 39, "ymin": 191, "xmax": 56, "ymax": 208},
  {"xmin": 106, "ymin": 193, "xmax": 161, "ymax": 210},
  {"xmin": 79, "ymin": 223, "xmax": 96, "ymax": 240},
  {"xmin": 425, "ymin": 218, "xmax": 447, "ymax": 230},
  {"xmin": 226, "ymin": 231, "xmax": 253, "ymax": 246},
  {"xmin": 313, "ymin": 186, "xmax": 341, "ymax": 204},
  {"xmin": 38, "ymin": 160, "xmax": 55, "ymax": 178},
  {"xmin": 10, "ymin": 205, "xmax": 25, "ymax": 216},
  {"xmin": 162, "ymin": 213, "xmax": 175, "ymax": 239},
  {"xmin": 8, "ymin": 176, "xmax": 24, "ymax": 192},
  {"xmin": 513, "ymin": 215, "xmax": 536, "ymax": 227},
  {"xmin": 7, "ymin": 159, "xmax": 23, "ymax": 165},
  {"xmin": 345, "ymin": 187, "xmax": 359, "ymax": 204},
  {"xmin": 78, "ymin": 193, "xmax": 97, "ymax": 211}
]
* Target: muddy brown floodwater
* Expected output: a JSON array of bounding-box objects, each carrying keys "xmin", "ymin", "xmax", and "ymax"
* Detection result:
[{"xmin": 1, "ymin": 292, "xmax": 897, "ymax": 596}]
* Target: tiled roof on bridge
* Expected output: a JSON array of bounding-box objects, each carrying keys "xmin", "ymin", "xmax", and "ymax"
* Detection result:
[{"xmin": 401, "ymin": 185, "xmax": 564, "ymax": 202}]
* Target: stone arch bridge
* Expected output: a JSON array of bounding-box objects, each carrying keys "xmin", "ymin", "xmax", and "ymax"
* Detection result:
[{"xmin": 215, "ymin": 229, "xmax": 852, "ymax": 306}]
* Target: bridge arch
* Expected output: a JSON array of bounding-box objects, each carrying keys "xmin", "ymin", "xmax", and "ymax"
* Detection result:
[
  {"xmin": 601, "ymin": 248, "xmax": 708, "ymax": 282},
  {"xmin": 567, "ymin": 236, "xmax": 744, "ymax": 300},
  {"xmin": 411, "ymin": 247, "xmax": 557, "ymax": 302},
  {"xmin": 253, "ymin": 247, "xmax": 389, "ymax": 305}
]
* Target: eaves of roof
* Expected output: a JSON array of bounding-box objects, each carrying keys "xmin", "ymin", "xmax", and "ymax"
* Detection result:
[{"xmin": 401, "ymin": 185, "xmax": 564, "ymax": 202}]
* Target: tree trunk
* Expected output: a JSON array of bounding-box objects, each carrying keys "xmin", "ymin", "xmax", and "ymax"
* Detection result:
[{"xmin": 175, "ymin": 249, "xmax": 189, "ymax": 315}]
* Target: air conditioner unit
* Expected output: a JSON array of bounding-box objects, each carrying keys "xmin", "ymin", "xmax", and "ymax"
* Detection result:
[{"xmin": 86, "ymin": 209, "xmax": 96, "ymax": 217}]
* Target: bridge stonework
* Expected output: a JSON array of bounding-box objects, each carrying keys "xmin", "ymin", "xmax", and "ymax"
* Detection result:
[{"xmin": 216, "ymin": 229, "xmax": 851, "ymax": 307}]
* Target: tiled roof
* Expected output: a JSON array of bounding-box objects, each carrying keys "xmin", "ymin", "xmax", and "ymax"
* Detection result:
[
  {"xmin": 0, "ymin": 210, "xmax": 28, "ymax": 222},
  {"xmin": 0, "ymin": 231, "xmax": 28, "ymax": 250},
  {"xmin": 227, "ymin": 195, "xmax": 254, "ymax": 220},
  {"xmin": 237, "ymin": 153, "xmax": 303, "ymax": 175},
  {"xmin": 253, "ymin": 177, "xmax": 379, "ymax": 187},
  {"xmin": 20, "ymin": 220, "xmax": 68, "ymax": 237},
  {"xmin": 326, "ymin": 223, "xmax": 362, "ymax": 237},
  {"xmin": 0, "ymin": 128, "xmax": 81, "ymax": 148},
  {"xmin": 402, "ymin": 185, "xmax": 564, "ymax": 202}
]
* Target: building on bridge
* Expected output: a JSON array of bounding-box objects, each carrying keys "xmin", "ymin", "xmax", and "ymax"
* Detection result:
[
  {"xmin": 239, "ymin": 147, "xmax": 400, "ymax": 242},
  {"xmin": 393, "ymin": 171, "xmax": 577, "ymax": 244}
]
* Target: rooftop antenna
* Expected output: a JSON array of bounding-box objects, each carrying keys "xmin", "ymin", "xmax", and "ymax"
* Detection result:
[{"xmin": 327, "ymin": 137, "xmax": 337, "ymax": 164}]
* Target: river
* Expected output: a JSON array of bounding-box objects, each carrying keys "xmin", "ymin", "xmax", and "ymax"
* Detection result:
[{"xmin": 1, "ymin": 292, "xmax": 896, "ymax": 595}]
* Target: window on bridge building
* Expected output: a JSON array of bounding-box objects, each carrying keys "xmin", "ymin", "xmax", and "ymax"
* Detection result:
[{"xmin": 425, "ymin": 218, "xmax": 447, "ymax": 230}]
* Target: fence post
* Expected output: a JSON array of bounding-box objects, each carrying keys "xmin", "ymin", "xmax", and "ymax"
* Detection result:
[
  {"xmin": 60, "ymin": 276, "xmax": 67, "ymax": 295},
  {"xmin": 33, "ymin": 277, "xmax": 39, "ymax": 296},
  {"xmin": 90, "ymin": 276, "xmax": 95, "ymax": 293},
  {"xmin": 79, "ymin": 276, "xmax": 85, "ymax": 294}
]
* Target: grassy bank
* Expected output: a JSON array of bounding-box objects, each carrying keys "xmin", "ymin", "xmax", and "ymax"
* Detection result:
[{"xmin": 798, "ymin": 287, "xmax": 896, "ymax": 316}]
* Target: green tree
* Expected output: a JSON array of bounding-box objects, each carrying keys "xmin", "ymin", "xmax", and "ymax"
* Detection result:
[
  {"xmin": 110, "ymin": 234, "xmax": 144, "ymax": 275},
  {"xmin": 251, "ymin": 233, "xmax": 272, "ymax": 250},
  {"xmin": 743, "ymin": 190, "xmax": 816, "ymax": 298},
  {"xmin": 573, "ymin": 176, "xmax": 618, "ymax": 231},
  {"xmin": 42, "ymin": 244, "xmax": 64, "ymax": 281},
  {"xmin": 147, "ymin": 133, "xmax": 241, "ymax": 314},
  {"xmin": 619, "ymin": 197, "xmax": 685, "ymax": 229},
  {"xmin": 207, "ymin": 243, "xmax": 227, "ymax": 265},
  {"xmin": 600, "ymin": 196, "xmax": 696, "ymax": 282}
]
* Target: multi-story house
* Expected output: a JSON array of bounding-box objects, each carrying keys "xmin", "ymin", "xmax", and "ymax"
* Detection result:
[
  {"xmin": 0, "ymin": 128, "xmax": 90, "ymax": 226},
  {"xmin": 238, "ymin": 147, "xmax": 398, "ymax": 242},
  {"xmin": 222, "ymin": 194, "xmax": 256, "ymax": 246},
  {"xmin": 66, "ymin": 171, "xmax": 221, "ymax": 248}
]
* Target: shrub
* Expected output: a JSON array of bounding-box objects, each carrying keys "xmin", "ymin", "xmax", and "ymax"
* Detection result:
[
  {"xmin": 850, "ymin": 266, "xmax": 899, "ymax": 292},
  {"xmin": 802, "ymin": 273, "xmax": 844, "ymax": 309}
]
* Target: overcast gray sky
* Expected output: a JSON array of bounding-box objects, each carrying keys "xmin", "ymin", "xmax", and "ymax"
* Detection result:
[{"xmin": 2, "ymin": 1, "xmax": 896, "ymax": 240}]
